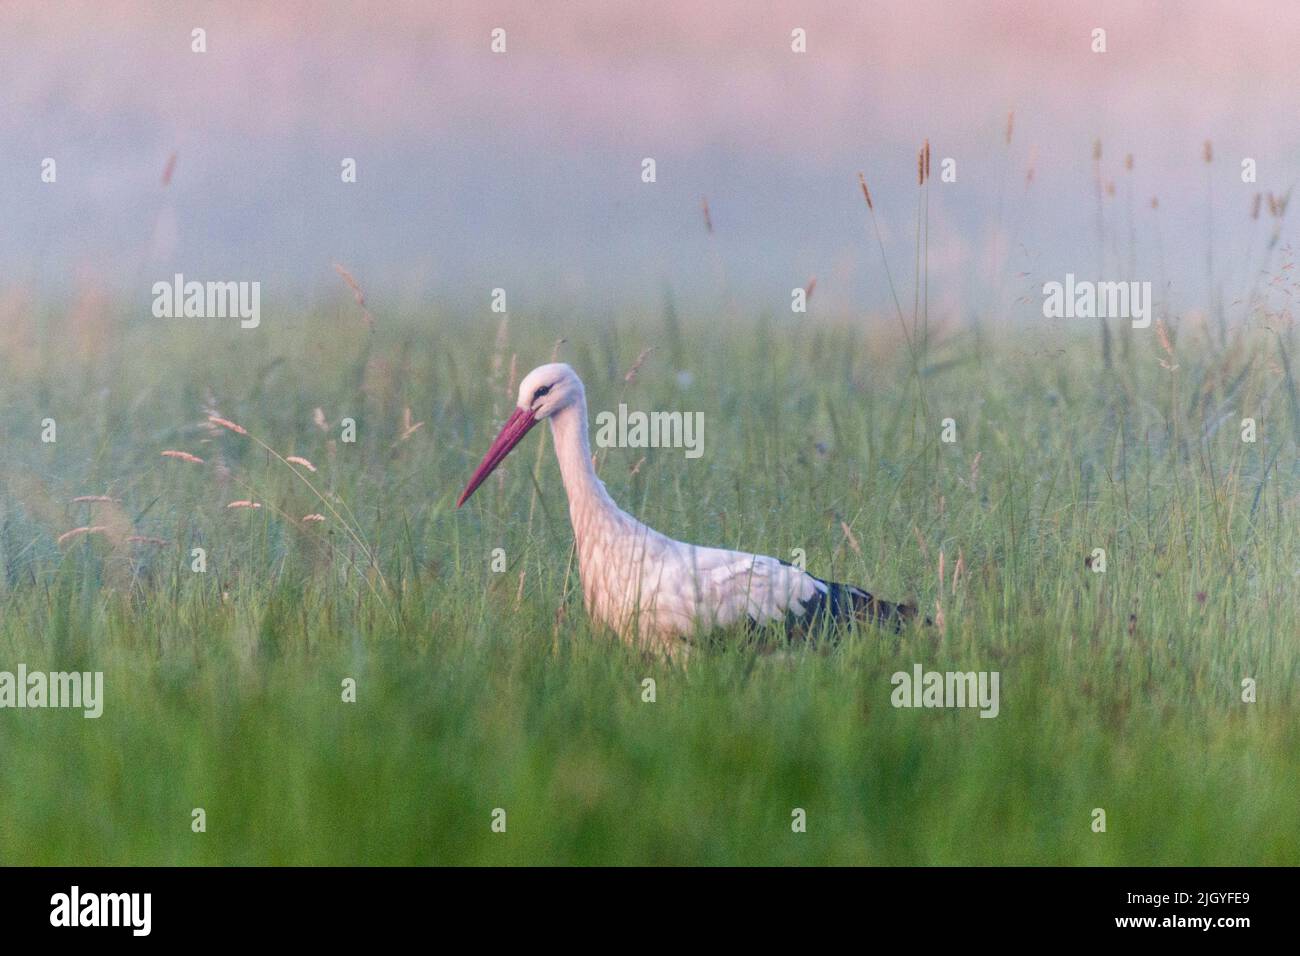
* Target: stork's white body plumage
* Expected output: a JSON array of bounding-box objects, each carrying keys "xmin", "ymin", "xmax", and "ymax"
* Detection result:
[
  {"xmin": 547, "ymin": 378, "xmax": 819, "ymax": 646},
  {"xmin": 458, "ymin": 363, "xmax": 917, "ymax": 653}
]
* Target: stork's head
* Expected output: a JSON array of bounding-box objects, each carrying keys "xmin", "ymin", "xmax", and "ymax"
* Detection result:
[
  {"xmin": 515, "ymin": 362, "xmax": 582, "ymax": 420},
  {"xmin": 456, "ymin": 363, "xmax": 582, "ymax": 507}
]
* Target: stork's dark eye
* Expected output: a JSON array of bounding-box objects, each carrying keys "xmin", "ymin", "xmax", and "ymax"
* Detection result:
[{"xmin": 532, "ymin": 384, "xmax": 552, "ymax": 401}]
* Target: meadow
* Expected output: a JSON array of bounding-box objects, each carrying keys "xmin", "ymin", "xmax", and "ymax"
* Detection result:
[{"xmin": 0, "ymin": 298, "xmax": 1296, "ymax": 865}]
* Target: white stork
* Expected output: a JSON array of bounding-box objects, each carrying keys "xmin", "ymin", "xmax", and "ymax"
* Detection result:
[{"xmin": 457, "ymin": 363, "xmax": 920, "ymax": 653}]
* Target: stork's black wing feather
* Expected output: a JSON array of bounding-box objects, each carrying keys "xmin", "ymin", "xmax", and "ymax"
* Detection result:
[{"xmin": 783, "ymin": 575, "xmax": 922, "ymax": 640}]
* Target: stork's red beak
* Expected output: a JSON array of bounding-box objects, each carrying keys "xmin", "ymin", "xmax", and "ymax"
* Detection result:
[{"xmin": 456, "ymin": 406, "xmax": 539, "ymax": 507}]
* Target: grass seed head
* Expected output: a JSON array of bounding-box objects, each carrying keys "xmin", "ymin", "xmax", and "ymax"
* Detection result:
[
  {"xmin": 57, "ymin": 525, "xmax": 108, "ymax": 546},
  {"xmin": 161, "ymin": 450, "xmax": 205, "ymax": 464},
  {"xmin": 207, "ymin": 416, "xmax": 247, "ymax": 436},
  {"xmin": 857, "ymin": 172, "xmax": 873, "ymax": 211}
]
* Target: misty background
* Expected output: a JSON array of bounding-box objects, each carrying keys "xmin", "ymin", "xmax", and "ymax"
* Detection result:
[{"xmin": 2, "ymin": 0, "xmax": 1295, "ymax": 325}]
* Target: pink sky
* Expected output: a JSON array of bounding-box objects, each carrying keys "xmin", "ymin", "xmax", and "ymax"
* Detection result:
[
  {"xmin": 7, "ymin": 1, "xmax": 1296, "ymax": 148},
  {"xmin": 2, "ymin": 0, "xmax": 1296, "ymax": 314}
]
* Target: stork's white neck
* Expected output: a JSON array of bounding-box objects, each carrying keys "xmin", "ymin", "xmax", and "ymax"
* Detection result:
[
  {"xmin": 547, "ymin": 396, "xmax": 617, "ymax": 518},
  {"xmin": 545, "ymin": 387, "xmax": 650, "ymax": 638},
  {"xmin": 548, "ymin": 395, "xmax": 608, "ymax": 512}
]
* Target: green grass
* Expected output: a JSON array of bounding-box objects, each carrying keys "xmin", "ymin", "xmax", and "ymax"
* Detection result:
[{"xmin": 0, "ymin": 305, "xmax": 1297, "ymax": 864}]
